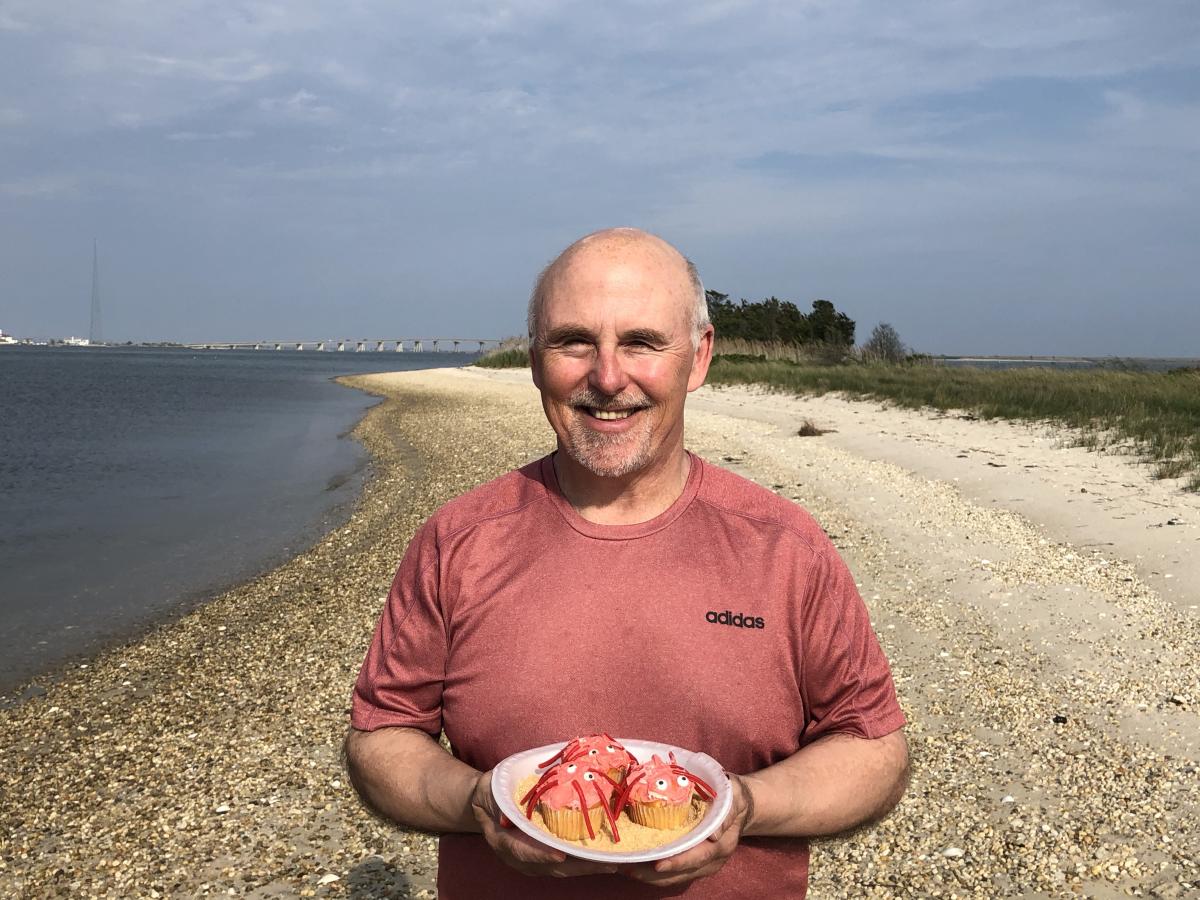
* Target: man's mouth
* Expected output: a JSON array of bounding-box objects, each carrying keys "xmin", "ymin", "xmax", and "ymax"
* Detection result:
[
  {"xmin": 589, "ymin": 408, "xmax": 634, "ymax": 420},
  {"xmin": 568, "ymin": 391, "xmax": 651, "ymax": 423}
]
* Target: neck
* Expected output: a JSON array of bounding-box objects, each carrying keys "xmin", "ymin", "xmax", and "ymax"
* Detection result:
[{"xmin": 554, "ymin": 444, "xmax": 692, "ymax": 526}]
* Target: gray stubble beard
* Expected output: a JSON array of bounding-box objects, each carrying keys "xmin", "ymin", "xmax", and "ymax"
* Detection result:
[{"xmin": 562, "ymin": 406, "xmax": 656, "ymax": 478}]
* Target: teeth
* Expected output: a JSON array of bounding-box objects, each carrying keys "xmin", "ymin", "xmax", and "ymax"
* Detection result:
[{"xmin": 591, "ymin": 408, "xmax": 633, "ymax": 420}]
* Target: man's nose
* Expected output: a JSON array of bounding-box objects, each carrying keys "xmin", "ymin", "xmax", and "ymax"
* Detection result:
[{"xmin": 589, "ymin": 344, "xmax": 629, "ymax": 396}]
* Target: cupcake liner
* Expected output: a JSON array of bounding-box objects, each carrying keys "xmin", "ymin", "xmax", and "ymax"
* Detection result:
[
  {"xmin": 540, "ymin": 803, "xmax": 606, "ymax": 841},
  {"xmin": 628, "ymin": 800, "xmax": 690, "ymax": 830}
]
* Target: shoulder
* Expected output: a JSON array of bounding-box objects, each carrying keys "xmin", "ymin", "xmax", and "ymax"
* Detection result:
[
  {"xmin": 424, "ymin": 456, "xmax": 550, "ymax": 542},
  {"xmin": 694, "ymin": 457, "xmax": 830, "ymax": 551}
]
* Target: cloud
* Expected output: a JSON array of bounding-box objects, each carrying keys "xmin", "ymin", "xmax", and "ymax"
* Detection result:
[
  {"xmin": 258, "ymin": 90, "xmax": 335, "ymax": 123},
  {"xmin": 1098, "ymin": 90, "xmax": 1200, "ymax": 151},
  {"xmin": 318, "ymin": 60, "xmax": 369, "ymax": 91},
  {"xmin": 0, "ymin": 10, "xmax": 31, "ymax": 31},
  {"xmin": 0, "ymin": 107, "xmax": 27, "ymax": 126},
  {"xmin": 0, "ymin": 174, "xmax": 76, "ymax": 196},
  {"xmin": 131, "ymin": 52, "xmax": 278, "ymax": 84},
  {"xmin": 166, "ymin": 129, "xmax": 254, "ymax": 141}
]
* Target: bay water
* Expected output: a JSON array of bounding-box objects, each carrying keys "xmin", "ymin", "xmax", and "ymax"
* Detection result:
[{"xmin": 0, "ymin": 346, "xmax": 476, "ymax": 698}]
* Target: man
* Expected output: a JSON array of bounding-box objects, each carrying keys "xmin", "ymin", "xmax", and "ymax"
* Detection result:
[{"xmin": 346, "ymin": 228, "xmax": 908, "ymax": 897}]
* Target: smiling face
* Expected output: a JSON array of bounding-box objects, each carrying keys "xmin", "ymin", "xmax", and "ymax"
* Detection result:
[{"xmin": 530, "ymin": 232, "xmax": 713, "ymax": 481}]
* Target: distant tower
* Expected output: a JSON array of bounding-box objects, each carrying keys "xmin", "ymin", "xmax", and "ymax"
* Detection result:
[{"xmin": 89, "ymin": 240, "xmax": 102, "ymax": 344}]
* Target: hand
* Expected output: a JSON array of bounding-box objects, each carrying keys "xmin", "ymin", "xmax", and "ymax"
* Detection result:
[
  {"xmin": 620, "ymin": 773, "xmax": 754, "ymax": 887},
  {"xmin": 469, "ymin": 770, "xmax": 619, "ymax": 878}
]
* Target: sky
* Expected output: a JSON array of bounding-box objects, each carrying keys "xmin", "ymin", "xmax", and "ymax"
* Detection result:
[{"xmin": 1, "ymin": 1, "xmax": 1198, "ymax": 356}]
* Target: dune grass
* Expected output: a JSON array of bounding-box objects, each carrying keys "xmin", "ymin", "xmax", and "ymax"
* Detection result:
[
  {"xmin": 707, "ymin": 357, "xmax": 1200, "ymax": 490},
  {"xmin": 474, "ymin": 346, "xmax": 530, "ymax": 368}
]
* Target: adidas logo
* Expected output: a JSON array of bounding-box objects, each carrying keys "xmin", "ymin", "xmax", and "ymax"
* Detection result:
[{"xmin": 705, "ymin": 610, "xmax": 765, "ymax": 630}]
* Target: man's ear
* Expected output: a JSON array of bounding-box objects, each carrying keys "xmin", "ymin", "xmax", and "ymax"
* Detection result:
[
  {"xmin": 529, "ymin": 344, "xmax": 542, "ymax": 389},
  {"xmin": 687, "ymin": 326, "xmax": 715, "ymax": 392}
]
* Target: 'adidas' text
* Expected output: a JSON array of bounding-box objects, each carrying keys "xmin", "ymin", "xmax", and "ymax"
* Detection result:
[{"xmin": 705, "ymin": 610, "xmax": 765, "ymax": 629}]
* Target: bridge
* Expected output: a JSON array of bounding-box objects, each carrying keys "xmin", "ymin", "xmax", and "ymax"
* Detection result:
[{"xmin": 184, "ymin": 338, "xmax": 502, "ymax": 353}]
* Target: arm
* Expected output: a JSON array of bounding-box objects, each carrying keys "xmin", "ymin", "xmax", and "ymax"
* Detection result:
[
  {"xmin": 344, "ymin": 726, "xmax": 619, "ymax": 877},
  {"xmin": 742, "ymin": 728, "xmax": 909, "ymax": 838},
  {"xmin": 344, "ymin": 725, "xmax": 478, "ymax": 832},
  {"xmin": 628, "ymin": 728, "xmax": 908, "ymax": 887}
]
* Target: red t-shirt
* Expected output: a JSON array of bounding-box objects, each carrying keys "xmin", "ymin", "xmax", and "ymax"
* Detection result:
[{"xmin": 352, "ymin": 453, "xmax": 905, "ymax": 898}]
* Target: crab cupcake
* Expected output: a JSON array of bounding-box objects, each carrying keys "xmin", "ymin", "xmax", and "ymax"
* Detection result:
[
  {"xmin": 538, "ymin": 733, "xmax": 639, "ymax": 784},
  {"xmin": 520, "ymin": 760, "xmax": 624, "ymax": 841},
  {"xmin": 615, "ymin": 753, "xmax": 717, "ymax": 830}
]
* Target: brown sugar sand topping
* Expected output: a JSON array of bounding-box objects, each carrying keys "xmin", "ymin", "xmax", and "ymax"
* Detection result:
[{"xmin": 514, "ymin": 773, "xmax": 710, "ymax": 853}]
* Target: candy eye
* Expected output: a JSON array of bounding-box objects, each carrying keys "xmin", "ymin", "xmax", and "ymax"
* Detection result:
[
  {"xmin": 588, "ymin": 748, "xmax": 599, "ymax": 755},
  {"xmin": 605, "ymin": 745, "xmax": 616, "ymax": 752},
  {"xmin": 655, "ymin": 778, "xmax": 668, "ymax": 790},
  {"xmin": 676, "ymin": 775, "xmax": 690, "ymax": 787},
  {"xmin": 584, "ymin": 771, "xmax": 595, "ymax": 781},
  {"xmin": 566, "ymin": 764, "xmax": 577, "ymax": 773}
]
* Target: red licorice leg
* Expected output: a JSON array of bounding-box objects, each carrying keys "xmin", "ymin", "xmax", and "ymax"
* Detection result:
[
  {"xmin": 592, "ymin": 782, "xmax": 621, "ymax": 842},
  {"xmin": 572, "ymin": 782, "xmax": 596, "ymax": 839}
]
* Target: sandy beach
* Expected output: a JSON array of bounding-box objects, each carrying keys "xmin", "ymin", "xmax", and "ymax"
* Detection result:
[{"xmin": 2, "ymin": 366, "xmax": 1197, "ymax": 898}]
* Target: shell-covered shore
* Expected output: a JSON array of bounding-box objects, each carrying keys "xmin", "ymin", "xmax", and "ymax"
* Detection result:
[
  {"xmin": 2, "ymin": 369, "xmax": 1197, "ymax": 898},
  {"xmin": 0, "ymin": 378, "xmax": 553, "ymax": 898}
]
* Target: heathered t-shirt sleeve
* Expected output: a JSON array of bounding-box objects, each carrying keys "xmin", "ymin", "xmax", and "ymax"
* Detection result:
[
  {"xmin": 350, "ymin": 521, "xmax": 446, "ymax": 735},
  {"xmin": 799, "ymin": 542, "xmax": 906, "ymax": 743}
]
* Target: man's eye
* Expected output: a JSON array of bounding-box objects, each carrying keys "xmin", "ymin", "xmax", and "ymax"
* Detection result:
[{"xmin": 557, "ymin": 339, "xmax": 591, "ymax": 351}]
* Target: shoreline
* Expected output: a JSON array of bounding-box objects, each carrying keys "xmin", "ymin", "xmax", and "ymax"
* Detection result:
[
  {"xmin": 0, "ymin": 444, "xmax": 374, "ymax": 710},
  {"xmin": 0, "ymin": 381, "xmax": 380, "ymax": 707},
  {"xmin": 2, "ymin": 367, "xmax": 1196, "ymax": 898},
  {"xmin": 0, "ymin": 347, "xmax": 415, "ymax": 700}
]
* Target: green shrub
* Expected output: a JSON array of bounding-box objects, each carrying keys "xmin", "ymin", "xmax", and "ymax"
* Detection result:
[{"xmin": 475, "ymin": 347, "xmax": 530, "ymax": 368}]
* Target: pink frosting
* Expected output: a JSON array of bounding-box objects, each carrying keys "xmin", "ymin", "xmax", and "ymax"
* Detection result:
[
  {"xmin": 562, "ymin": 734, "xmax": 637, "ymax": 772},
  {"xmin": 626, "ymin": 755, "xmax": 695, "ymax": 805},
  {"xmin": 536, "ymin": 762, "xmax": 616, "ymax": 811}
]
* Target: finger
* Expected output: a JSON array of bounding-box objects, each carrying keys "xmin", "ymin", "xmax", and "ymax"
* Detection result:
[
  {"xmin": 502, "ymin": 845, "xmax": 618, "ymax": 878},
  {"xmin": 709, "ymin": 780, "xmax": 744, "ymax": 839},
  {"xmin": 652, "ymin": 841, "xmax": 718, "ymax": 874},
  {"xmin": 547, "ymin": 860, "xmax": 619, "ymax": 877},
  {"xmin": 706, "ymin": 807, "xmax": 735, "ymax": 841},
  {"xmin": 507, "ymin": 837, "xmax": 567, "ymax": 865},
  {"xmin": 623, "ymin": 860, "xmax": 720, "ymax": 886}
]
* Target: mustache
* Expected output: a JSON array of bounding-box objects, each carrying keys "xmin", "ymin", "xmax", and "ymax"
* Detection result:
[{"xmin": 568, "ymin": 389, "xmax": 651, "ymax": 412}]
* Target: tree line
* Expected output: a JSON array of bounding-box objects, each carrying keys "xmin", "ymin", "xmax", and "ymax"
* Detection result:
[
  {"xmin": 706, "ymin": 291, "xmax": 909, "ymax": 361},
  {"xmin": 705, "ymin": 291, "xmax": 856, "ymax": 346}
]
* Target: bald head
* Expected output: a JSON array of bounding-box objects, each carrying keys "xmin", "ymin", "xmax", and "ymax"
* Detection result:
[{"xmin": 527, "ymin": 228, "xmax": 709, "ymax": 348}]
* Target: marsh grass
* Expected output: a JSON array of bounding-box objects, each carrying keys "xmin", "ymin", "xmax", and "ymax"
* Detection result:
[
  {"xmin": 475, "ymin": 337, "xmax": 530, "ymax": 368},
  {"xmin": 707, "ymin": 356, "xmax": 1200, "ymax": 490},
  {"xmin": 707, "ymin": 338, "xmax": 854, "ymax": 365},
  {"xmin": 475, "ymin": 347, "xmax": 530, "ymax": 368}
]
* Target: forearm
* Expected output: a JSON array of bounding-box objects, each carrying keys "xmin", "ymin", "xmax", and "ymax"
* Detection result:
[
  {"xmin": 741, "ymin": 729, "xmax": 909, "ymax": 838},
  {"xmin": 345, "ymin": 726, "xmax": 481, "ymax": 833}
]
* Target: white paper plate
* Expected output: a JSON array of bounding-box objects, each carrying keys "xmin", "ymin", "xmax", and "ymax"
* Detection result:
[{"xmin": 491, "ymin": 737, "xmax": 732, "ymax": 863}]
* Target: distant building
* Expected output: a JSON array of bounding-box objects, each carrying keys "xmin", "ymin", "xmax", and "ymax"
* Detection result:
[
  {"xmin": 0, "ymin": 328, "xmax": 19, "ymax": 345},
  {"xmin": 63, "ymin": 336, "xmax": 91, "ymax": 346}
]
